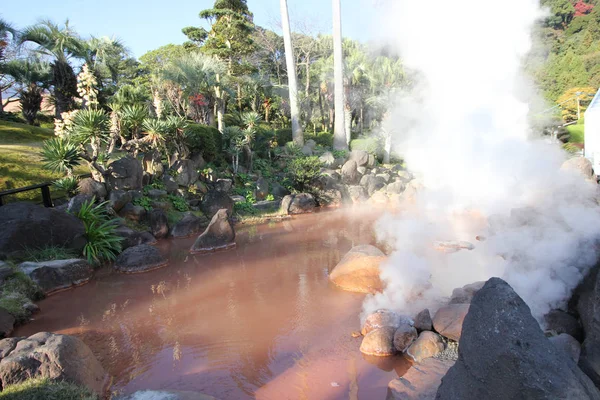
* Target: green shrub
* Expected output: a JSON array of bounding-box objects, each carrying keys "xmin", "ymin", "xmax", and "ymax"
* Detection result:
[
  {"xmin": 53, "ymin": 176, "xmax": 80, "ymax": 199},
  {"xmin": 185, "ymin": 124, "xmax": 221, "ymax": 161},
  {"xmin": 350, "ymin": 136, "xmax": 383, "ymax": 157},
  {"xmin": 287, "ymin": 156, "xmax": 322, "ymax": 191},
  {"xmin": 168, "ymin": 194, "xmax": 189, "ymax": 212},
  {"xmin": 234, "ymin": 200, "xmax": 257, "ymax": 215},
  {"xmin": 133, "ymin": 196, "xmax": 153, "ymax": 211},
  {"xmin": 253, "ymin": 158, "xmax": 274, "ymax": 179},
  {"xmin": 306, "ymin": 132, "xmax": 333, "ymax": 148},
  {"xmin": 76, "ymin": 199, "xmax": 123, "ymax": 264},
  {"xmin": 0, "ymin": 112, "xmax": 26, "ymax": 124},
  {"xmin": 275, "ymin": 128, "xmax": 293, "ymax": 146},
  {"xmin": 0, "ymin": 378, "xmax": 98, "ymax": 400}
]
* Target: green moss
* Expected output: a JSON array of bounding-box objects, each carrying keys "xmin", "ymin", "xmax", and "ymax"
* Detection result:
[
  {"xmin": 0, "ymin": 120, "xmax": 54, "ymax": 144},
  {"xmin": 0, "ymin": 378, "xmax": 98, "ymax": 400},
  {"xmin": 567, "ymin": 123, "xmax": 584, "ymax": 144},
  {"xmin": 0, "ymin": 292, "xmax": 32, "ymax": 321}
]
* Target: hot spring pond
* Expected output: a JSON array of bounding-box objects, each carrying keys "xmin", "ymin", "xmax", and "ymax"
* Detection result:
[{"xmin": 14, "ymin": 210, "xmax": 410, "ymax": 399}]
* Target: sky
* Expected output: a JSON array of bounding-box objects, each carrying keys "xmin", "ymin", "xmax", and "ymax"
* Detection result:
[{"xmin": 2, "ymin": 0, "xmax": 380, "ymax": 59}]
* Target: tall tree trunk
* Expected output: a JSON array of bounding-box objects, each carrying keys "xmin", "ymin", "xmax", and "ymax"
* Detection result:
[
  {"xmin": 237, "ymin": 83, "xmax": 242, "ymax": 111},
  {"xmin": 332, "ymin": 0, "xmax": 347, "ymax": 150},
  {"xmin": 280, "ymin": 0, "xmax": 304, "ymax": 146},
  {"xmin": 344, "ymin": 101, "xmax": 352, "ymax": 145}
]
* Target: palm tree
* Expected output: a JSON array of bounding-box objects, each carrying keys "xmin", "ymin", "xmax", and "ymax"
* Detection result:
[
  {"xmin": 0, "ymin": 18, "xmax": 17, "ymax": 115},
  {"xmin": 332, "ymin": 0, "xmax": 347, "ymax": 150},
  {"xmin": 2, "ymin": 58, "xmax": 51, "ymax": 124},
  {"xmin": 280, "ymin": 0, "xmax": 303, "ymax": 146},
  {"xmin": 19, "ymin": 20, "xmax": 86, "ymax": 118}
]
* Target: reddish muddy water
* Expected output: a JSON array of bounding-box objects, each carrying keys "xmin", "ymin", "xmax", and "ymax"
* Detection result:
[{"xmin": 14, "ymin": 209, "xmax": 410, "ymax": 399}]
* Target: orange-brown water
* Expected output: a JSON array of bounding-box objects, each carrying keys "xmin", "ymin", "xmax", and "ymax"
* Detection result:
[{"xmin": 14, "ymin": 209, "xmax": 410, "ymax": 399}]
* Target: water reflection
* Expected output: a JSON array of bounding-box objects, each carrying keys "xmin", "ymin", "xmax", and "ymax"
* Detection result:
[{"xmin": 15, "ymin": 209, "xmax": 403, "ymax": 399}]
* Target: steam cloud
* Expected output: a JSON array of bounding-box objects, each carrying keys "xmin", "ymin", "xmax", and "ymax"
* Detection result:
[{"xmin": 362, "ymin": 0, "xmax": 600, "ymax": 321}]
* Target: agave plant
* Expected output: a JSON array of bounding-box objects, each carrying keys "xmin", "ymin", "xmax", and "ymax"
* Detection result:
[
  {"xmin": 72, "ymin": 108, "xmax": 109, "ymax": 142},
  {"xmin": 120, "ymin": 104, "xmax": 149, "ymax": 139},
  {"xmin": 76, "ymin": 199, "xmax": 122, "ymax": 264},
  {"xmin": 53, "ymin": 175, "xmax": 79, "ymax": 198},
  {"xmin": 41, "ymin": 137, "xmax": 81, "ymax": 176}
]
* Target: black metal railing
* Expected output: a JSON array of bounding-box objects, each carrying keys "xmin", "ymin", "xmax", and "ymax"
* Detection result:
[{"xmin": 0, "ymin": 182, "xmax": 54, "ymax": 207}]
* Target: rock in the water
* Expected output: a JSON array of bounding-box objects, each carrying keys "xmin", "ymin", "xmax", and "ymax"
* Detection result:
[
  {"xmin": 253, "ymin": 200, "xmax": 281, "ymax": 211},
  {"xmin": 414, "ymin": 309, "xmax": 433, "ymax": 332},
  {"xmin": 108, "ymin": 190, "xmax": 132, "ymax": 212},
  {"xmin": 288, "ymin": 193, "xmax": 316, "ymax": 214},
  {"xmin": 432, "ymin": 304, "xmax": 469, "ymax": 341},
  {"xmin": 449, "ymin": 281, "xmax": 485, "ymax": 304},
  {"xmin": 171, "ymin": 212, "xmax": 206, "ymax": 238},
  {"xmin": 394, "ymin": 324, "xmax": 418, "ymax": 352},
  {"xmin": 78, "ymin": 178, "xmax": 107, "ymax": 199},
  {"xmin": 545, "ymin": 309, "xmax": 583, "ymax": 342},
  {"xmin": 348, "ymin": 185, "xmax": 368, "ymax": 204},
  {"xmin": 349, "ymin": 150, "xmax": 369, "ymax": 167},
  {"xmin": 190, "ymin": 209, "xmax": 235, "ymax": 253},
  {"xmin": 114, "ymin": 244, "xmax": 167, "ymax": 273},
  {"xmin": 562, "ymin": 156, "xmax": 594, "ymax": 179},
  {"xmin": 341, "ymin": 160, "xmax": 359, "ymax": 185},
  {"xmin": 172, "ymin": 159, "xmax": 200, "ymax": 186},
  {"xmin": 360, "ymin": 326, "xmax": 397, "ymax": 356},
  {"xmin": 149, "ymin": 209, "xmax": 169, "ymax": 239},
  {"xmin": 0, "ymin": 332, "xmax": 107, "ymax": 394},
  {"xmin": 550, "ymin": 333, "xmax": 582, "ymax": 363},
  {"xmin": 387, "ymin": 358, "xmax": 454, "ymax": 400},
  {"xmin": 436, "ymin": 278, "xmax": 600, "ymax": 400},
  {"xmin": 115, "ymin": 226, "xmax": 156, "ymax": 250},
  {"xmin": 107, "ymin": 155, "xmax": 143, "ymax": 191},
  {"xmin": 201, "ymin": 191, "xmax": 234, "ymax": 218},
  {"xmin": 19, "ymin": 259, "xmax": 93, "ymax": 295},
  {"xmin": 118, "ymin": 203, "xmax": 147, "ymax": 222},
  {"xmin": 362, "ymin": 309, "xmax": 403, "ymax": 336},
  {"xmin": 255, "ymin": 177, "xmax": 269, "ymax": 201},
  {"xmin": 0, "ymin": 203, "xmax": 86, "ymax": 259},
  {"xmin": 117, "ymin": 391, "xmax": 219, "ymax": 400},
  {"xmin": 0, "ymin": 309, "xmax": 15, "ymax": 338},
  {"xmin": 407, "ymin": 331, "xmax": 445, "ymax": 363},
  {"xmin": 329, "ymin": 245, "xmax": 386, "ymax": 294}
]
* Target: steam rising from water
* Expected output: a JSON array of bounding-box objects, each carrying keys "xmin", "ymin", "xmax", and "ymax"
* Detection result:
[{"xmin": 363, "ymin": 0, "xmax": 600, "ymax": 321}]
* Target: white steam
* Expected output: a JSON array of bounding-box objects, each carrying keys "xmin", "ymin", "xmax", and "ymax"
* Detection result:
[{"xmin": 363, "ymin": 0, "xmax": 600, "ymax": 321}]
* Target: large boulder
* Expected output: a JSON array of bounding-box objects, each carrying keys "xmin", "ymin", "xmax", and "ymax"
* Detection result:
[
  {"xmin": 78, "ymin": 178, "xmax": 107, "ymax": 199},
  {"xmin": 66, "ymin": 194, "xmax": 94, "ymax": 214},
  {"xmin": 394, "ymin": 324, "xmax": 418, "ymax": 352},
  {"xmin": 407, "ymin": 331, "xmax": 445, "ymax": 363},
  {"xmin": 271, "ymin": 182, "xmax": 290, "ymax": 199},
  {"xmin": 0, "ymin": 332, "xmax": 107, "ymax": 394},
  {"xmin": 162, "ymin": 174, "xmax": 179, "ymax": 194},
  {"xmin": 149, "ymin": 209, "xmax": 169, "ymax": 239},
  {"xmin": 172, "ymin": 159, "xmax": 200, "ymax": 187},
  {"xmin": 362, "ymin": 309, "xmax": 404, "ymax": 336},
  {"xmin": 115, "ymin": 226, "xmax": 156, "ymax": 250},
  {"xmin": 349, "ymin": 150, "xmax": 369, "ymax": 167},
  {"xmin": 550, "ymin": 333, "xmax": 582, "ymax": 363},
  {"xmin": 329, "ymin": 245, "xmax": 386, "ymax": 294},
  {"xmin": 360, "ymin": 175, "xmax": 386, "ymax": 196},
  {"xmin": 0, "ymin": 309, "xmax": 15, "ymax": 339},
  {"xmin": 108, "ymin": 190, "xmax": 132, "ymax": 212},
  {"xmin": 545, "ymin": 309, "xmax": 583, "ymax": 341},
  {"xmin": 118, "ymin": 203, "xmax": 147, "ymax": 222},
  {"xmin": 414, "ymin": 309, "xmax": 433, "ymax": 332},
  {"xmin": 387, "ymin": 359, "xmax": 454, "ymax": 400},
  {"xmin": 171, "ymin": 212, "xmax": 206, "ymax": 238},
  {"xmin": 360, "ymin": 326, "xmax": 397, "ymax": 356},
  {"xmin": 107, "ymin": 155, "xmax": 143, "ymax": 191},
  {"xmin": 114, "ymin": 244, "xmax": 167, "ymax": 274},
  {"xmin": 201, "ymin": 191, "xmax": 234, "ymax": 219},
  {"xmin": 0, "ymin": 203, "xmax": 86, "ymax": 259},
  {"xmin": 562, "ymin": 156, "xmax": 594, "ymax": 179},
  {"xmin": 288, "ymin": 193, "xmax": 316, "ymax": 215},
  {"xmin": 142, "ymin": 151, "xmax": 164, "ymax": 178},
  {"xmin": 18, "ymin": 259, "xmax": 93, "ymax": 295},
  {"xmin": 432, "ymin": 304, "xmax": 470, "ymax": 342},
  {"xmin": 341, "ymin": 160, "xmax": 359, "ymax": 185},
  {"xmin": 255, "ymin": 177, "xmax": 269, "ymax": 201},
  {"xmin": 436, "ymin": 278, "xmax": 600, "ymax": 400},
  {"xmin": 449, "ymin": 281, "xmax": 485, "ymax": 304},
  {"xmin": 348, "ymin": 185, "xmax": 368, "ymax": 204},
  {"xmin": 190, "ymin": 209, "xmax": 235, "ymax": 254}
]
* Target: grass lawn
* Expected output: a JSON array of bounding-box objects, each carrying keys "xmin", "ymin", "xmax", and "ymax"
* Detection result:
[
  {"xmin": 567, "ymin": 122, "xmax": 585, "ymax": 144},
  {"xmin": 0, "ymin": 120, "xmax": 86, "ymax": 203}
]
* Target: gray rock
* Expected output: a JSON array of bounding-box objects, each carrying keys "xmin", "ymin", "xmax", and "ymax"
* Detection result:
[
  {"xmin": 357, "ymin": 166, "xmax": 367, "ymax": 175},
  {"xmin": 253, "ymin": 200, "xmax": 281, "ymax": 211},
  {"xmin": 115, "ymin": 226, "xmax": 156, "ymax": 250},
  {"xmin": 190, "ymin": 209, "xmax": 235, "ymax": 254},
  {"xmin": 162, "ymin": 174, "xmax": 179, "ymax": 194},
  {"xmin": 386, "ymin": 181, "xmax": 406, "ymax": 195},
  {"xmin": 436, "ymin": 278, "xmax": 600, "ymax": 400},
  {"xmin": 147, "ymin": 189, "xmax": 167, "ymax": 199},
  {"xmin": 562, "ymin": 156, "xmax": 594, "ymax": 179},
  {"xmin": 0, "ymin": 265, "xmax": 13, "ymax": 284},
  {"xmin": 0, "ymin": 204, "xmax": 86, "ymax": 259},
  {"xmin": 301, "ymin": 145, "xmax": 313, "ymax": 156},
  {"xmin": 231, "ymin": 195, "xmax": 246, "ymax": 203},
  {"xmin": 360, "ymin": 175, "xmax": 386, "ymax": 196},
  {"xmin": 414, "ymin": 309, "xmax": 433, "ymax": 332},
  {"xmin": 341, "ymin": 160, "xmax": 359, "ymax": 185},
  {"xmin": 190, "ymin": 181, "xmax": 208, "ymax": 195},
  {"xmin": 149, "ymin": 209, "xmax": 169, "ymax": 239},
  {"xmin": 0, "ymin": 332, "xmax": 107, "ymax": 394},
  {"xmin": 377, "ymin": 173, "xmax": 391, "ymax": 183},
  {"xmin": 19, "ymin": 259, "xmax": 93, "ymax": 295},
  {"xmin": 280, "ymin": 195, "xmax": 294, "ymax": 214},
  {"xmin": 349, "ymin": 150, "xmax": 369, "ymax": 167},
  {"xmin": 394, "ymin": 323, "xmax": 418, "ymax": 352},
  {"xmin": 201, "ymin": 191, "xmax": 234, "ymax": 218},
  {"xmin": 117, "ymin": 391, "xmax": 218, "ymax": 400},
  {"xmin": 108, "ymin": 190, "xmax": 132, "ymax": 212},
  {"xmin": 255, "ymin": 177, "xmax": 269, "ymax": 201},
  {"xmin": 171, "ymin": 212, "xmax": 206, "ymax": 238},
  {"xmin": 288, "ymin": 193, "xmax": 316, "ymax": 215},
  {"xmin": 362, "ymin": 309, "xmax": 403, "ymax": 336},
  {"xmin": 107, "ymin": 155, "xmax": 143, "ymax": 191},
  {"xmin": 449, "ymin": 281, "xmax": 485, "ymax": 305},
  {"xmin": 305, "ymin": 139, "xmax": 317, "ymax": 150},
  {"xmin": 578, "ymin": 265, "xmax": 600, "ymax": 386},
  {"xmin": 271, "ymin": 182, "xmax": 290, "ymax": 199},
  {"xmin": 119, "ymin": 203, "xmax": 147, "ymax": 222},
  {"xmin": 407, "ymin": 331, "xmax": 445, "ymax": 363},
  {"xmin": 66, "ymin": 194, "xmax": 94, "ymax": 214},
  {"xmin": 77, "ymin": 178, "xmax": 107, "ymax": 199},
  {"xmin": 545, "ymin": 309, "xmax": 583, "ymax": 342},
  {"xmin": 433, "ymin": 304, "xmax": 469, "ymax": 342},
  {"xmin": 114, "ymin": 244, "xmax": 167, "ymax": 273},
  {"xmin": 348, "ymin": 185, "xmax": 368, "ymax": 204},
  {"xmin": 360, "ymin": 326, "xmax": 397, "ymax": 356},
  {"xmin": 172, "ymin": 159, "xmax": 200, "ymax": 187},
  {"xmin": 387, "ymin": 358, "xmax": 454, "ymax": 400},
  {"xmin": 0, "ymin": 308, "xmax": 14, "ymax": 338},
  {"xmin": 550, "ymin": 333, "xmax": 582, "ymax": 363},
  {"xmin": 142, "ymin": 151, "xmax": 164, "ymax": 178},
  {"xmin": 215, "ymin": 179, "xmax": 233, "ymax": 193},
  {"xmin": 367, "ymin": 153, "xmax": 376, "ymax": 168}
]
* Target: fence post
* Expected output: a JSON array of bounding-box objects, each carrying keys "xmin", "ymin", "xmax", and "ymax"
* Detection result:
[
  {"xmin": 41, "ymin": 185, "xmax": 53, "ymax": 208},
  {"xmin": 0, "ymin": 196, "xmax": 3, "ymax": 207}
]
